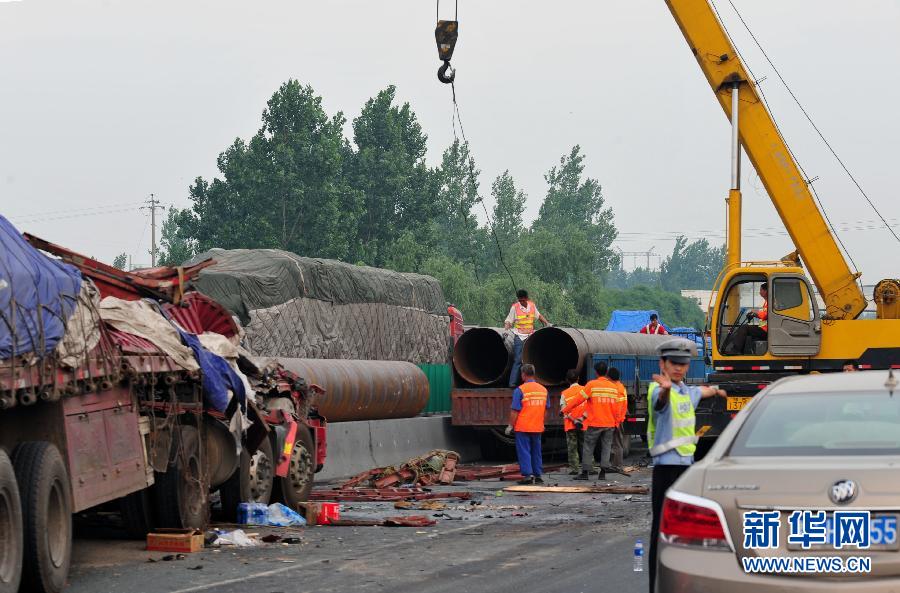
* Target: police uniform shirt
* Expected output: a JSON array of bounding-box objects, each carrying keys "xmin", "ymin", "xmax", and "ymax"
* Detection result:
[{"xmin": 650, "ymin": 381, "xmax": 702, "ymax": 466}]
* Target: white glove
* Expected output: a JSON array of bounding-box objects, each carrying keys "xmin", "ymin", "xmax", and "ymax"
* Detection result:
[{"xmin": 504, "ymin": 424, "xmax": 514, "ymax": 436}]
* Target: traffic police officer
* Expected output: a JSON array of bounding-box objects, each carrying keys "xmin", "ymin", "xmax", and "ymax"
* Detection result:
[{"xmin": 647, "ymin": 339, "xmax": 727, "ymax": 593}]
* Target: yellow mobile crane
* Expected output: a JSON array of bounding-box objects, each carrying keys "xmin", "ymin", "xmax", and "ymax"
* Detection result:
[
  {"xmin": 660, "ymin": 0, "xmax": 900, "ymax": 429},
  {"xmin": 665, "ymin": 2, "xmax": 899, "ymax": 355}
]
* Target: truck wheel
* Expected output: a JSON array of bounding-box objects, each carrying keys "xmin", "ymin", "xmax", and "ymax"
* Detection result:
[
  {"xmin": 621, "ymin": 434, "xmax": 632, "ymax": 460},
  {"xmin": 13, "ymin": 442, "xmax": 71, "ymax": 593},
  {"xmin": 273, "ymin": 425, "xmax": 315, "ymax": 508},
  {"xmin": 0, "ymin": 449, "xmax": 22, "ymax": 593},
  {"xmin": 154, "ymin": 425, "xmax": 209, "ymax": 529},
  {"xmin": 119, "ymin": 488, "xmax": 156, "ymax": 539},
  {"xmin": 219, "ymin": 437, "xmax": 274, "ymax": 522}
]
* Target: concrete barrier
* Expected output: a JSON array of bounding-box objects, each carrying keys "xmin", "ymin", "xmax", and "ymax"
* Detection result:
[{"xmin": 315, "ymin": 415, "xmax": 482, "ymax": 481}]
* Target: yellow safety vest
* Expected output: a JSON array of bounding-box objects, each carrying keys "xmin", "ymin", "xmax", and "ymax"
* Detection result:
[{"xmin": 646, "ymin": 382, "xmax": 697, "ymax": 458}]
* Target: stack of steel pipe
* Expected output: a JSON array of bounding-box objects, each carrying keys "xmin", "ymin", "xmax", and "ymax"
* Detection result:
[
  {"xmin": 451, "ymin": 327, "xmax": 514, "ymax": 386},
  {"xmin": 522, "ymin": 327, "xmax": 675, "ymax": 385},
  {"xmin": 274, "ymin": 358, "xmax": 430, "ymax": 422}
]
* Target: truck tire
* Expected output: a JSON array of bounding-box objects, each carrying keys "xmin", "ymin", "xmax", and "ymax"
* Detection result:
[
  {"xmin": 219, "ymin": 437, "xmax": 274, "ymax": 522},
  {"xmin": 119, "ymin": 489, "xmax": 156, "ymax": 539},
  {"xmin": 0, "ymin": 449, "xmax": 22, "ymax": 593},
  {"xmin": 153, "ymin": 425, "xmax": 209, "ymax": 529},
  {"xmin": 13, "ymin": 442, "xmax": 71, "ymax": 593},
  {"xmin": 273, "ymin": 425, "xmax": 315, "ymax": 509}
]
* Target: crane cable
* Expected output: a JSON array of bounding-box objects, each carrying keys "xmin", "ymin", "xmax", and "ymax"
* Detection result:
[
  {"xmin": 725, "ymin": 0, "xmax": 900, "ymax": 247},
  {"xmin": 435, "ymin": 0, "xmax": 518, "ymax": 293},
  {"xmin": 708, "ymin": 0, "xmax": 863, "ymax": 281}
]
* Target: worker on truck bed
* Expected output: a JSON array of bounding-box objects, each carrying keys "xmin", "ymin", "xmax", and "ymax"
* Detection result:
[
  {"xmin": 561, "ymin": 360, "xmax": 618, "ymax": 481},
  {"xmin": 647, "ymin": 338, "xmax": 728, "ymax": 593},
  {"xmin": 504, "ymin": 289, "xmax": 551, "ymax": 387},
  {"xmin": 640, "ymin": 313, "xmax": 668, "ymax": 335},
  {"xmin": 505, "ymin": 363, "xmax": 550, "ymax": 485},
  {"xmin": 560, "ymin": 369, "xmax": 586, "ymax": 475}
]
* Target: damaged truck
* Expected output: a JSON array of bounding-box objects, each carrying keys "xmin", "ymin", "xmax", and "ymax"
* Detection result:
[{"xmin": 0, "ymin": 218, "xmax": 327, "ymax": 593}]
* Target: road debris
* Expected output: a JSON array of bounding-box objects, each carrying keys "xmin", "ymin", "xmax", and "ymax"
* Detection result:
[
  {"xmin": 503, "ymin": 485, "xmax": 649, "ymax": 494},
  {"xmin": 393, "ymin": 500, "xmax": 447, "ymax": 511},
  {"xmin": 326, "ymin": 515, "xmax": 437, "ymax": 527},
  {"xmin": 310, "ymin": 487, "xmax": 472, "ymax": 502},
  {"xmin": 338, "ymin": 450, "xmax": 460, "ymax": 489},
  {"xmin": 211, "ymin": 529, "xmax": 261, "ymax": 547}
]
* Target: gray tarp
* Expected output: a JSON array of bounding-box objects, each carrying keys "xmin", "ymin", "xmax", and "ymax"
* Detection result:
[{"xmin": 187, "ymin": 249, "xmax": 450, "ymax": 364}]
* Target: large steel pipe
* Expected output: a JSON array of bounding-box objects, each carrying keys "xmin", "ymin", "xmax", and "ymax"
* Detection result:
[
  {"xmin": 275, "ymin": 359, "xmax": 429, "ymax": 422},
  {"xmin": 452, "ymin": 327, "xmax": 514, "ymax": 386},
  {"xmin": 522, "ymin": 327, "xmax": 675, "ymax": 385}
]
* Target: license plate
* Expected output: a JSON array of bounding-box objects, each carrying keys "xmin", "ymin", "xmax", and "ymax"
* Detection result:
[
  {"xmin": 786, "ymin": 513, "xmax": 899, "ymax": 551},
  {"xmin": 726, "ymin": 396, "xmax": 752, "ymax": 411}
]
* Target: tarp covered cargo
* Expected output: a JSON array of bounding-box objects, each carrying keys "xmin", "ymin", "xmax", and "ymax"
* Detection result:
[
  {"xmin": 186, "ymin": 249, "xmax": 450, "ymax": 364},
  {"xmin": 0, "ymin": 215, "xmax": 82, "ymax": 360}
]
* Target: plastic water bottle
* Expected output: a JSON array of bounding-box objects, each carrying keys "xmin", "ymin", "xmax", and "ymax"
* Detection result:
[{"xmin": 633, "ymin": 539, "xmax": 644, "ymax": 572}]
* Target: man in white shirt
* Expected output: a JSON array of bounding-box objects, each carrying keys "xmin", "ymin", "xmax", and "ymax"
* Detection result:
[{"xmin": 503, "ymin": 289, "xmax": 551, "ymax": 387}]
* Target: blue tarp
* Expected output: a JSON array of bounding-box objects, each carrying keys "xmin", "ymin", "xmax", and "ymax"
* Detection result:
[
  {"xmin": 0, "ymin": 216, "xmax": 82, "ymax": 360},
  {"xmin": 605, "ymin": 310, "xmax": 668, "ymax": 333},
  {"xmin": 179, "ymin": 330, "xmax": 247, "ymax": 414}
]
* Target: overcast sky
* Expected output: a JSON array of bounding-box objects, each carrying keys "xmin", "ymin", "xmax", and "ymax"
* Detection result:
[{"xmin": 2, "ymin": 0, "xmax": 898, "ymax": 284}]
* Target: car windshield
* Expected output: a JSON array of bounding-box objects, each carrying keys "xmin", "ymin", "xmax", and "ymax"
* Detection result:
[{"xmin": 728, "ymin": 391, "xmax": 900, "ymax": 456}]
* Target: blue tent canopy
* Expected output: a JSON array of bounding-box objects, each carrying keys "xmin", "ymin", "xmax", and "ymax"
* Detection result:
[
  {"xmin": 605, "ymin": 310, "xmax": 668, "ymax": 333},
  {"xmin": 0, "ymin": 216, "xmax": 82, "ymax": 359}
]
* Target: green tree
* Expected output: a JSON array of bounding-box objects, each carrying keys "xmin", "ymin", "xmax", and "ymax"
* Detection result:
[
  {"xmin": 534, "ymin": 145, "xmax": 618, "ymax": 276},
  {"xmin": 158, "ymin": 208, "xmax": 199, "ymax": 266},
  {"xmin": 660, "ymin": 236, "xmax": 726, "ymax": 292},
  {"xmin": 432, "ymin": 141, "xmax": 482, "ymax": 270},
  {"xmin": 173, "ymin": 80, "xmax": 362, "ymax": 259},
  {"xmin": 350, "ymin": 86, "xmax": 433, "ymax": 266},
  {"xmin": 490, "ymin": 170, "xmax": 525, "ymax": 245},
  {"xmin": 111, "ymin": 252, "xmax": 127, "ymax": 270}
]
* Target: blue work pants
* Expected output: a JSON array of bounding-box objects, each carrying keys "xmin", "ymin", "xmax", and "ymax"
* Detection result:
[
  {"xmin": 515, "ymin": 431, "xmax": 543, "ymax": 477},
  {"xmin": 509, "ymin": 335, "xmax": 524, "ymax": 387}
]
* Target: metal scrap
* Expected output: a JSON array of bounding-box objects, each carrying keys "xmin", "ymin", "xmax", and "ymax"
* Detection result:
[
  {"xmin": 338, "ymin": 450, "xmax": 460, "ymax": 489},
  {"xmin": 503, "ymin": 484, "xmax": 649, "ymax": 494}
]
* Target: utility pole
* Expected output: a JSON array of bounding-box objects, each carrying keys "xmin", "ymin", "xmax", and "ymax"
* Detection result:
[{"xmin": 141, "ymin": 194, "xmax": 165, "ymax": 267}]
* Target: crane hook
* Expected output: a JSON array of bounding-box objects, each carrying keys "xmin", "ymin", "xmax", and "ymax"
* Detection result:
[
  {"xmin": 435, "ymin": 19, "xmax": 458, "ymax": 85},
  {"xmin": 437, "ymin": 61, "xmax": 456, "ymax": 84}
]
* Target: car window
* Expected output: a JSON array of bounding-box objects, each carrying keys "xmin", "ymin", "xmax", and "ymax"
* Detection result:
[{"xmin": 728, "ymin": 392, "xmax": 900, "ymax": 456}]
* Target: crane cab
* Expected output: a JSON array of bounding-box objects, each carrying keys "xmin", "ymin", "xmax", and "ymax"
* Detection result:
[{"xmin": 711, "ymin": 265, "xmax": 821, "ymax": 366}]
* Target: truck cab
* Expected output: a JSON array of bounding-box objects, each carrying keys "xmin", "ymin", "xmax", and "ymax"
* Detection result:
[{"xmin": 711, "ymin": 265, "xmax": 821, "ymax": 366}]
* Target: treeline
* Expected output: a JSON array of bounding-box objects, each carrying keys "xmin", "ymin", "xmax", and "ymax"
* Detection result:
[{"xmin": 159, "ymin": 80, "xmax": 721, "ymax": 329}]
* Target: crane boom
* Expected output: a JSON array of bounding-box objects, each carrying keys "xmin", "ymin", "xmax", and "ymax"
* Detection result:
[{"xmin": 664, "ymin": 0, "xmax": 866, "ymax": 320}]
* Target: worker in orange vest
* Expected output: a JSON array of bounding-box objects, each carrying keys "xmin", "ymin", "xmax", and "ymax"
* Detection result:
[
  {"xmin": 504, "ymin": 363, "xmax": 550, "ymax": 484},
  {"xmin": 503, "ymin": 289, "xmax": 551, "ymax": 387},
  {"xmin": 560, "ymin": 369, "xmax": 587, "ymax": 475},
  {"xmin": 561, "ymin": 360, "xmax": 619, "ymax": 481},
  {"xmin": 639, "ymin": 313, "xmax": 668, "ymax": 335},
  {"xmin": 607, "ymin": 366, "xmax": 629, "ymax": 468}
]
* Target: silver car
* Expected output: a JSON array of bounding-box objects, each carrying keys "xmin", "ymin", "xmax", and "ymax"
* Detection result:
[{"xmin": 657, "ymin": 370, "xmax": 900, "ymax": 592}]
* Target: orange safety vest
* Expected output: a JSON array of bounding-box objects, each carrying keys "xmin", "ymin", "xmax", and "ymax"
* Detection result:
[
  {"xmin": 512, "ymin": 301, "xmax": 537, "ymax": 335},
  {"xmin": 578, "ymin": 377, "xmax": 620, "ymax": 428},
  {"xmin": 514, "ymin": 380, "xmax": 549, "ymax": 433},
  {"xmin": 642, "ymin": 323, "xmax": 664, "ymax": 334},
  {"xmin": 560, "ymin": 383, "xmax": 586, "ymax": 432},
  {"xmin": 613, "ymin": 380, "xmax": 628, "ymax": 425},
  {"xmin": 758, "ymin": 299, "xmax": 768, "ymax": 332}
]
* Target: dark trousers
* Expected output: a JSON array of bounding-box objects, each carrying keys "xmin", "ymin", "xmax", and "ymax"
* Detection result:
[
  {"xmin": 649, "ymin": 464, "xmax": 689, "ymax": 593},
  {"xmin": 725, "ymin": 324, "xmax": 767, "ymax": 354},
  {"xmin": 509, "ymin": 335, "xmax": 524, "ymax": 387},
  {"xmin": 581, "ymin": 426, "xmax": 613, "ymax": 473},
  {"xmin": 514, "ymin": 432, "xmax": 543, "ymax": 477}
]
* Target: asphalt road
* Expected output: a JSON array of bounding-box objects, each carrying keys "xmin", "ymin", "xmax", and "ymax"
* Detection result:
[{"xmin": 68, "ymin": 455, "xmax": 652, "ymax": 593}]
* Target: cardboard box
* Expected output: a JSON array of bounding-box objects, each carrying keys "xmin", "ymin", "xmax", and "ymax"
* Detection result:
[
  {"xmin": 296, "ymin": 502, "xmax": 321, "ymax": 525},
  {"xmin": 146, "ymin": 529, "xmax": 204, "ymax": 553}
]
